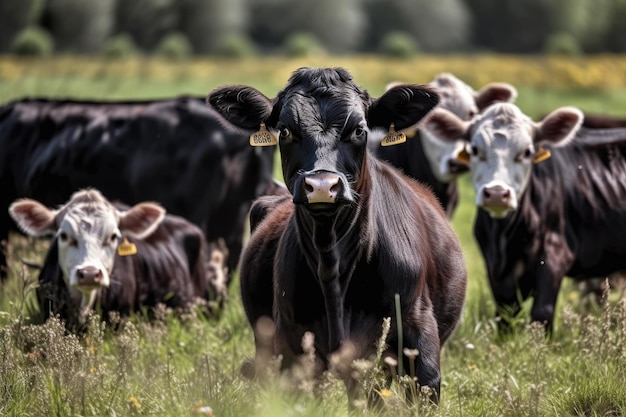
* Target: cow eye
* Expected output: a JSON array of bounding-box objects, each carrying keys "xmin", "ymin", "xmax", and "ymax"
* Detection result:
[
  {"xmin": 58, "ymin": 232, "xmax": 76, "ymax": 246},
  {"xmin": 516, "ymin": 147, "xmax": 533, "ymax": 162},
  {"xmin": 468, "ymin": 110, "xmax": 477, "ymax": 119},
  {"xmin": 470, "ymin": 145, "xmax": 479, "ymax": 156},
  {"xmin": 354, "ymin": 127, "xmax": 366, "ymax": 138},
  {"xmin": 279, "ymin": 127, "xmax": 290, "ymax": 140},
  {"xmin": 109, "ymin": 233, "xmax": 119, "ymax": 245}
]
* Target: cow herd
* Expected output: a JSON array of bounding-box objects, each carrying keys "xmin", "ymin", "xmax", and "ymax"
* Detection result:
[{"xmin": 2, "ymin": 66, "xmax": 626, "ymax": 402}]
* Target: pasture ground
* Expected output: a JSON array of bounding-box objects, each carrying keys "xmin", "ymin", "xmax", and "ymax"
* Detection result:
[{"xmin": 1, "ymin": 55, "xmax": 625, "ymax": 417}]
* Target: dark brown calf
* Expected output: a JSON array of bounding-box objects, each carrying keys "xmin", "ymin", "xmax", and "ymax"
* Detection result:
[{"xmin": 208, "ymin": 67, "xmax": 467, "ymax": 402}]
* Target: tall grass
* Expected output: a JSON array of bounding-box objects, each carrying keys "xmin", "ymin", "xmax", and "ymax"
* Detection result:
[{"xmin": 1, "ymin": 56, "xmax": 626, "ymax": 416}]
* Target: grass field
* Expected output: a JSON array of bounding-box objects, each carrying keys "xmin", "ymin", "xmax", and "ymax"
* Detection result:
[{"xmin": 1, "ymin": 55, "xmax": 626, "ymax": 417}]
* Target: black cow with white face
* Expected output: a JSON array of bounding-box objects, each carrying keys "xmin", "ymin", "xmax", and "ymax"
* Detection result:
[
  {"xmin": 207, "ymin": 67, "xmax": 467, "ymax": 402},
  {"xmin": 427, "ymin": 102, "xmax": 626, "ymax": 332}
]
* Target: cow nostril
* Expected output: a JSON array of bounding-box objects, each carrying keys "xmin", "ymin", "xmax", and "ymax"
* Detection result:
[
  {"xmin": 330, "ymin": 183, "xmax": 339, "ymax": 194},
  {"xmin": 483, "ymin": 189, "xmax": 492, "ymax": 199},
  {"xmin": 503, "ymin": 189, "xmax": 511, "ymax": 198},
  {"xmin": 304, "ymin": 180, "xmax": 314, "ymax": 193}
]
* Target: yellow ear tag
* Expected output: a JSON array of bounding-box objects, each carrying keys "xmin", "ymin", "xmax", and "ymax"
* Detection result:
[
  {"xmin": 533, "ymin": 147, "xmax": 551, "ymax": 163},
  {"xmin": 456, "ymin": 148, "xmax": 471, "ymax": 164},
  {"xmin": 249, "ymin": 123, "xmax": 277, "ymax": 147},
  {"xmin": 117, "ymin": 237, "xmax": 137, "ymax": 257},
  {"xmin": 381, "ymin": 123, "xmax": 407, "ymax": 147}
]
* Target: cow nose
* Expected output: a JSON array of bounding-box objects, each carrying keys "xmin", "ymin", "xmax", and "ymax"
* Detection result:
[
  {"xmin": 303, "ymin": 172, "xmax": 342, "ymax": 204},
  {"xmin": 76, "ymin": 266, "xmax": 104, "ymax": 286},
  {"xmin": 483, "ymin": 186, "xmax": 511, "ymax": 207}
]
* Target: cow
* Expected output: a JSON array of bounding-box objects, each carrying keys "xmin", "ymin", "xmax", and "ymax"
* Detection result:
[
  {"xmin": 0, "ymin": 96, "xmax": 282, "ymax": 283},
  {"xmin": 426, "ymin": 102, "xmax": 626, "ymax": 333},
  {"xmin": 206, "ymin": 67, "xmax": 468, "ymax": 402},
  {"xmin": 9, "ymin": 188, "xmax": 227, "ymax": 331},
  {"xmin": 370, "ymin": 73, "xmax": 517, "ymax": 217}
]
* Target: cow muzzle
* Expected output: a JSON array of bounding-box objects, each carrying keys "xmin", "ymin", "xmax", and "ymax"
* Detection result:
[
  {"xmin": 479, "ymin": 185, "xmax": 516, "ymax": 218},
  {"xmin": 73, "ymin": 266, "xmax": 107, "ymax": 291},
  {"xmin": 293, "ymin": 170, "xmax": 352, "ymax": 209}
]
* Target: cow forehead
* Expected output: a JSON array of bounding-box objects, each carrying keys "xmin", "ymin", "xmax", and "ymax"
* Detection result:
[
  {"xmin": 279, "ymin": 92, "xmax": 365, "ymax": 138},
  {"xmin": 431, "ymin": 74, "xmax": 476, "ymax": 118},
  {"xmin": 275, "ymin": 68, "xmax": 368, "ymax": 135},
  {"xmin": 471, "ymin": 103, "xmax": 534, "ymax": 148},
  {"xmin": 60, "ymin": 204, "xmax": 118, "ymax": 238}
]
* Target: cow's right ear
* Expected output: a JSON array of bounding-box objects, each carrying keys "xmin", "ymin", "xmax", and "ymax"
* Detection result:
[
  {"xmin": 206, "ymin": 85, "xmax": 274, "ymax": 131},
  {"xmin": 118, "ymin": 202, "xmax": 165, "ymax": 239},
  {"xmin": 9, "ymin": 199, "xmax": 57, "ymax": 237},
  {"xmin": 424, "ymin": 108, "xmax": 470, "ymax": 144}
]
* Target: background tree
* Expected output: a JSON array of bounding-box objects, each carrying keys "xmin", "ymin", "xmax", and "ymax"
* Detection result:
[
  {"xmin": 114, "ymin": 0, "xmax": 179, "ymax": 51},
  {"xmin": 178, "ymin": 0, "xmax": 248, "ymax": 54},
  {"xmin": 43, "ymin": 0, "xmax": 115, "ymax": 53},
  {"xmin": 0, "ymin": 0, "xmax": 45, "ymax": 52}
]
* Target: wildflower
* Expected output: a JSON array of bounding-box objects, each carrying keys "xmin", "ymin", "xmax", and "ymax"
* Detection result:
[
  {"xmin": 128, "ymin": 396, "xmax": 141, "ymax": 411},
  {"xmin": 378, "ymin": 388, "xmax": 393, "ymax": 398},
  {"xmin": 191, "ymin": 402, "xmax": 215, "ymax": 416}
]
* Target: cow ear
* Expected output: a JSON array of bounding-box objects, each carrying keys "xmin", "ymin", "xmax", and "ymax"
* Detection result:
[
  {"xmin": 535, "ymin": 106, "xmax": 583, "ymax": 146},
  {"xmin": 118, "ymin": 202, "xmax": 165, "ymax": 239},
  {"xmin": 206, "ymin": 85, "xmax": 273, "ymax": 131},
  {"xmin": 9, "ymin": 199, "xmax": 57, "ymax": 237},
  {"xmin": 368, "ymin": 84, "xmax": 440, "ymax": 130},
  {"xmin": 475, "ymin": 82, "xmax": 518, "ymax": 111},
  {"xmin": 423, "ymin": 108, "xmax": 470, "ymax": 144}
]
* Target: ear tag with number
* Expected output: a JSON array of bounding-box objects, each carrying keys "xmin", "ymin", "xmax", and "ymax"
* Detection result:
[
  {"xmin": 249, "ymin": 123, "xmax": 277, "ymax": 147},
  {"xmin": 117, "ymin": 237, "xmax": 137, "ymax": 257},
  {"xmin": 532, "ymin": 147, "xmax": 551, "ymax": 163},
  {"xmin": 381, "ymin": 123, "xmax": 407, "ymax": 147}
]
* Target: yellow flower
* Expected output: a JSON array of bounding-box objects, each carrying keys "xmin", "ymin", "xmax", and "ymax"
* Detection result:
[
  {"xmin": 378, "ymin": 388, "xmax": 393, "ymax": 398},
  {"xmin": 128, "ymin": 396, "xmax": 142, "ymax": 410}
]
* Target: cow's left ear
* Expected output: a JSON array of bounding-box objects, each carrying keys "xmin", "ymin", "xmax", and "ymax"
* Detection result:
[
  {"xmin": 368, "ymin": 84, "xmax": 440, "ymax": 130},
  {"xmin": 206, "ymin": 85, "xmax": 274, "ymax": 131},
  {"xmin": 118, "ymin": 202, "xmax": 165, "ymax": 239},
  {"xmin": 9, "ymin": 199, "xmax": 57, "ymax": 237},
  {"xmin": 474, "ymin": 82, "xmax": 518, "ymax": 111},
  {"xmin": 535, "ymin": 106, "xmax": 583, "ymax": 147}
]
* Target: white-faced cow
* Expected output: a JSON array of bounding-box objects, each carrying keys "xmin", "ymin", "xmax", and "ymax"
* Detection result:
[
  {"xmin": 9, "ymin": 189, "xmax": 227, "ymax": 331},
  {"xmin": 370, "ymin": 73, "xmax": 517, "ymax": 217},
  {"xmin": 0, "ymin": 96, "xmax": 284, "ymax": 283},
  {"xmin": 207, "ymin": 67, "xmax": 467, "ymax": 401},
  {"xmin": 427, "ymin": 102, "xmax": 626, "ymax": 332}
]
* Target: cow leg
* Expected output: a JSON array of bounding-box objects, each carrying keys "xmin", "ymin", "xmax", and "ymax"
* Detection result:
[
  {"xmin": 532, "ymin": 269, "xmax": 562, "ymax": 334},
  {"xmin": 402, "ymin": 306, "xmax": 441, "ymax": 403}
]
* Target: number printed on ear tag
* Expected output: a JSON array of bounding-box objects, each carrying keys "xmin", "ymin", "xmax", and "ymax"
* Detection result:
[
  {"xmin": 117, "ymin": 237, "xmax": 137, "ymax": 256},
  {"xmin": 250, "ymin": 123, "xmax": 278, "ymax": 147},
  {"xmin": 381, "ymin": 123, "xmax": 406, "ymax": 147}
]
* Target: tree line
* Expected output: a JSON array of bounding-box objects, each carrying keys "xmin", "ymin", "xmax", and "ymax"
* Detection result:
[{"xmin": 2, "ymin": 0, "xmax": 625, "ymax": 57}]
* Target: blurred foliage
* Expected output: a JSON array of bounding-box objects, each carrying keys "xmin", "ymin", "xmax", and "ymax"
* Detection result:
[
  {"xmin": 215, "ymin": 34, "xmax": 257, "ymax": 58},
  {"xmin": 102, "ymin": 34, "xmax": 139, "ymax": 58},
  {"xmin": 10, "ymin": 26, "xmax": 54, "ymax": 56},
  {"xmin": 283, "ymin": 32, "xmax": 326, "ymax": 57},
  {"xmin": 154, "ymin": 32, "xmax": 193, "ymax": 60},
  {"xmin": 544, "ymin": 33, "xmax": 582, "ymax": 56},
  {"xmin": 1, "ymin": 0, "xmax": 626, "ymax": 55},
  {"xmin": 378, "ymin": 32, "xmax": 420, "ymax": 58}
]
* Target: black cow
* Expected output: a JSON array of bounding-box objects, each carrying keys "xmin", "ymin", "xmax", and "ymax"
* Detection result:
[
  {"xmin": 426, "ymin": 102, "xmax": 626, "ymax": 332},
  {"xmin": 369, "ymin": 73, "xmax": 517, "ymax": 218},
  {"xmin": 0, "ymin": 96, "xmax": 282, "ymax": 282},
  {"xmin": 207, "ymin": 67, "xmax": 467, "ymax": 401},
  {"xmin": 9, "ymin": 189, "xmax": 228, "ymax": 331}
]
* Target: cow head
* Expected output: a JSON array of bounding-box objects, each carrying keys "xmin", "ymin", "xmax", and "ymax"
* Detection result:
[
  {"xmin": 420, "ymin": 73, "xmax": 518, "ymax": 182},
  {"xmin": 9, "ymin": 189, "xmax": 165, "ymax": 308},
  {"xmin": 207, "ymin": 67, "xmax": 439, "ymax": 215},
  {"xmin": 426, "ymin": 102, "xmax": 583, "ymax": 218}
]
